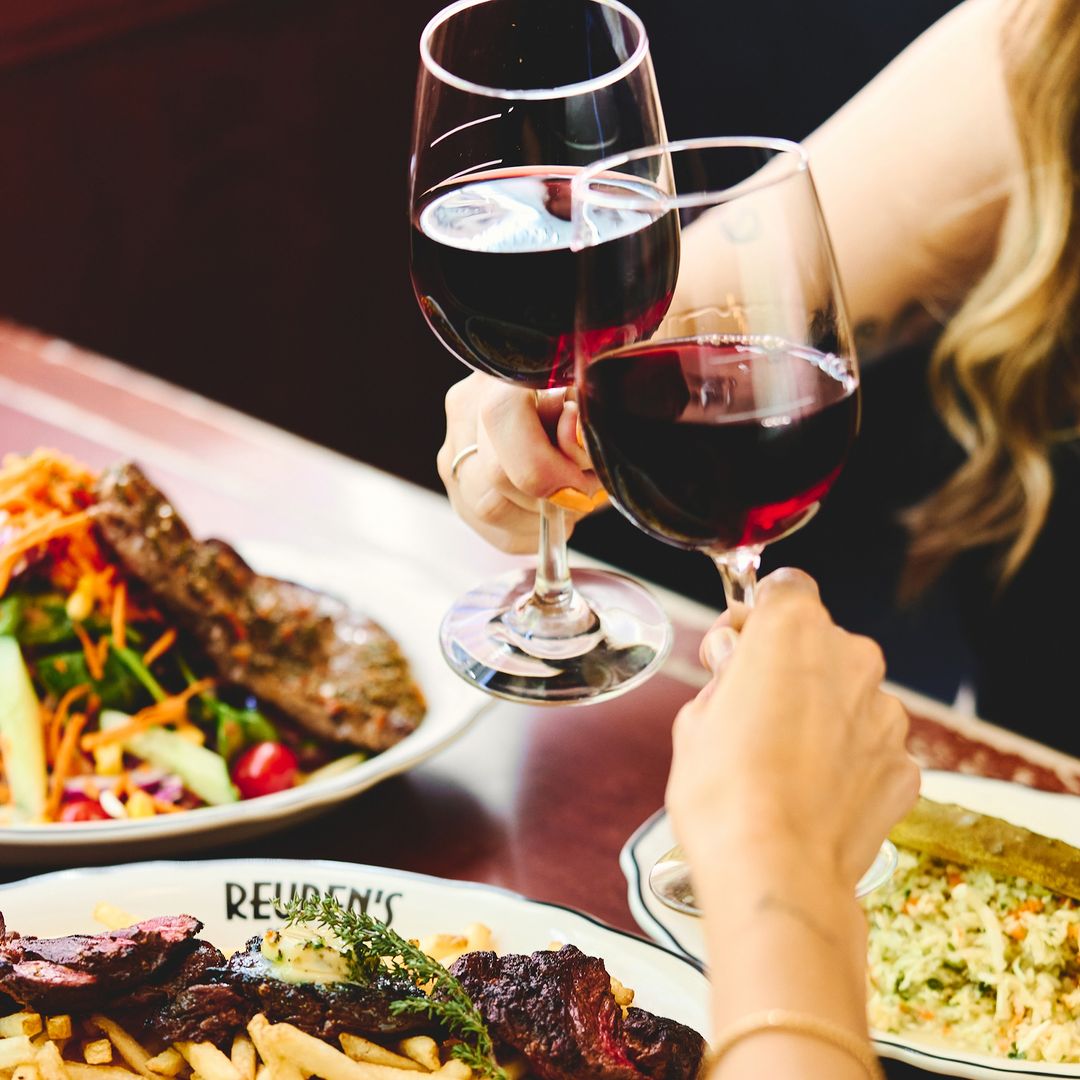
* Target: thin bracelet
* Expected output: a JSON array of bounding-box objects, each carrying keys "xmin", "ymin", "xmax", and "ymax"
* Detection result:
[{"xmin": 704, "ymin": 1009, "xmax": 884, "ymax": 1079}]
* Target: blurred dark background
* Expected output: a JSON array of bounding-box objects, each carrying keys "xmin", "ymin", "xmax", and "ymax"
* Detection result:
[{"xmin": 0, "ymin": 0, "xmax": 966, "ymax": 697}]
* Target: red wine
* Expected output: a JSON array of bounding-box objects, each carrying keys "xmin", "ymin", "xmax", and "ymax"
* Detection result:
[
  {"xmin": 580, "ymin": 338, "xmax": 859, "ymax": 551},
  {"xmin": 411, "ymin": 168, "xmax": 679, "ymax": 389}
]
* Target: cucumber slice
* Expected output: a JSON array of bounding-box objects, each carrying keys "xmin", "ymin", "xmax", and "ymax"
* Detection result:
[
  {"xmin": 100, "ymin": 709, "xmax": 239, "ymax": 806},
  {"xmin": 0, "ymin": 636, "xmax": 47, "ymax": 821}
]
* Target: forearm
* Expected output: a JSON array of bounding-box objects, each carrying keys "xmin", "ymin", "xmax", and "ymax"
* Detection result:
[
  {"xmin": 675, "ymin": 0, "xmax": 1021, "ymax": 363},
  {"xmin": 693, "ymin": 840, "xmax": 874, "ymax": 1080}
]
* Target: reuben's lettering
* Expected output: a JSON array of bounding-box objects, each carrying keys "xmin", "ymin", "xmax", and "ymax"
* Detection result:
[{"xmin": 225, "ymin": 882, "xmax": 402, "ymax": 924}]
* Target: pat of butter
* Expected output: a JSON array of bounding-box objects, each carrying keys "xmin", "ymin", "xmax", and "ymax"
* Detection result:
[{"xmin": 261, "ymin": 924, "xmax": 351, "ymax": 984}]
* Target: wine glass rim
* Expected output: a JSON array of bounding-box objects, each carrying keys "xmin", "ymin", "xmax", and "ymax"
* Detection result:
[
  {"xmin": 419, "ymin": 0, "xmax": 650, "ymax": 101},
  {"xmin": 571, "ymin": 136, "xmax": 810, "ymax": 211}
]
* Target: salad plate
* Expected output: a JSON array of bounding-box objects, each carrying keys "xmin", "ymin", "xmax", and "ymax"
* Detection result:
[
  {"xmin": 621, "ymin": 771, "xmax": 1080, "ymax": 1079},
  {"xmin": 0, "ymin": 857, "xmax": 711, "ymax": 1034},
  {"xmin": 0, "ymin": 540, "xmax": 489, "ymax": 863}
]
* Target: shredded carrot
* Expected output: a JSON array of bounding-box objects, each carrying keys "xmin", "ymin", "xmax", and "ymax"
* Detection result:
[
  {"xmin": 45, "ymin": 711, "xmax": 90, "ymax": 820},
  {"xmin": 72, "ymin": 622, "xmax": 105, "ymax": 682},
  {"xmin": 79, "ymin": 678, "xmax": 215, "ymax": 752},
  {"xmin": 150, "ymin": 795, "xmax": 183, "ymax": 814},
  {"xmin": 142, "ymin": 628, "xmax": 177, "ymax": 667},
  {"xmin": 111, "ymin": 582, "xmax": 127, "ymax": 650},
  {"xmin": 0, "ymin": 510, "xmax": 92, "ymax": 597},
  {"xmin": 96, "ymin": 634, "xmax": 110, "ymax": 672},
  {"xmin": 46, "ymin": 684, "xmax": 91, "ymax": 763}
]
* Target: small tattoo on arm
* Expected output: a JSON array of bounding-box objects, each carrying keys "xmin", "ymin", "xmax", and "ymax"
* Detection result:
[{"xmin": 854, "ymin": 300, "xmax": 940, "ymax": 362}]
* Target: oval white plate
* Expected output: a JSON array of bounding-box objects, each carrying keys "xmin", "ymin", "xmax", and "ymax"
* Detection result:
[
  {"xmin": 621, "ymin": 771, "xmax": 1080, "ymax": 1078},
  {"xmin": 0, "ymin": 541, "xmax": 489, "ymax": 863},
  {"xmin": 0, "ymin": 858, "xmax": 711, "ymax": 1036}
]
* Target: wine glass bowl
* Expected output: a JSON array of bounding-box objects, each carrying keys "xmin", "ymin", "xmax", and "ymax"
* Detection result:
[
  {"xmin": 572, "ymin": 138, "xmax": 895, "ymax": 908},
  {"xmin": 409, "ymin": 0, "xmax": 675, "ymax": 703}
]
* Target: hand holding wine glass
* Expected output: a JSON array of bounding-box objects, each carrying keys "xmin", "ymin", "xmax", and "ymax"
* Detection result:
[
  {"xmin": 667, "ymin": 567, "xmax": 919, "ymax": 905},
  {"xmin": 410, "ymin": 0, "xmax": 678, "ymax": 704},
  {"xmin": 571, "ymin": 137, "xmax": 900, "ymax": 910}
]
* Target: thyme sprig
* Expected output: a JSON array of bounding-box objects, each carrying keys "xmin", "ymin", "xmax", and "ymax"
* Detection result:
[{"xmin": 277, "ymin": 894, "xmax": 506, "ymax": 1080}]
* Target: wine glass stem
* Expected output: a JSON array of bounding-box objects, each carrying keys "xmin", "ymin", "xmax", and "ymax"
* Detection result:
[
  {"xmin": 535, "ymin": 499, "xmax": 573, "ymax": 608},
  {"xmin": 712, "ymin": 546, "xmax": 763, "ymax": 608}
]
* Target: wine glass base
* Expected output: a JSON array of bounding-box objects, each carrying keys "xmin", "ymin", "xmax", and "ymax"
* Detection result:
[
  {"xmin": 648, "ymin": 839, "xmax": 900, "ymax": 916},
  {"xmin": 439, "ymin": 566, "xmax": 672, "ymax": 705}
]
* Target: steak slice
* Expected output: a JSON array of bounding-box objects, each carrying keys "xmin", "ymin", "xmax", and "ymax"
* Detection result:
[
  {"xmin": 92, "ymin": 462, "xmax": 425, "ymax": 752},
  {"xmin": 115, "ymin": 940, "xmax": 246, "ymax": 1043},
  {"xmin": 450, "ymin": 945, "xmax": 704, "ymax": 1080},
  {"xmin": 622, "ymin": 1008, "xmax": 707, "ymax": 1080},
  {"xmin": 149, "ymin": 936, "xmax": 436, "ymax": 1044},
  {"xmin": 0, "ymin": 913, "xmax": 201, "ymax": 1012}
]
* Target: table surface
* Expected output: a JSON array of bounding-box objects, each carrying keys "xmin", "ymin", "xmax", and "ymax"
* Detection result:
[{"xmin": 5, "ymin": 320, "xmax": 1080, "ymax": 1077}]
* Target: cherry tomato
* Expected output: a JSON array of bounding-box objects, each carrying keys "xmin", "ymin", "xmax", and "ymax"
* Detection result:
[
  {"xmin": 59, "ymin": 799, "xmax": 111, "ymax": 822},
  {"xmin": 231, "ymin": 741, "xmax": 299, "ymax": 799}
]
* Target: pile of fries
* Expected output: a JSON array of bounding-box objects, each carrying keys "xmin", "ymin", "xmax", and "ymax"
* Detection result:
[{"xmin": 0, "ymin": 1007, "xmax": 486, "ymax": 1080}]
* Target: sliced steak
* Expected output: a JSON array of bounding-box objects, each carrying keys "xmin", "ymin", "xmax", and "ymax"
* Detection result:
[
  {"xmin": 92, "ymin": 462, "xmax": 425, "ymax": 752},
  {"xmin": 622, "ymin": 1008, "xmax": 707, "ymax": 1080},
  {"xmin": 0, "ymin": 913, "xmax": 201, "ymax": 1012},
  {"xmin": 450, "ymin": 945, "xmax": 704, "ymax": 1080},
  {"xmin": 116, "ymin": 940, "xmax": 239, "ymax": 1039},
  {"xmin": 149, "ymin": 936, "xmax": 435, "ymax": 1044}
]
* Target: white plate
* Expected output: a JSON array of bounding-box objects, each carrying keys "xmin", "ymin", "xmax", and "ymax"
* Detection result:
[
  {"xmin": 0, "ymin": 541, "xmax": 489, "ymax": 863},
  {"xmin": 621, "ymin": 771, "xmax": 1080, "ymax": 1078},
  {"xmin": 0, "ymin": 858, "xmax": 711, "ymax": 1036}
]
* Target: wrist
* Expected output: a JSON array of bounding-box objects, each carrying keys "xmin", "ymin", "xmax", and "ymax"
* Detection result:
[{"xmin": 679, "ymin": 825, "xmax": 856, "ymax": 920}]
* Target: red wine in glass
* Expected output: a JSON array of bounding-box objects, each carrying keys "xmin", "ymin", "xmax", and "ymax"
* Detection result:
[
  {"xmin": 411, "ymin": 168, "xmax": 679, "ymax": 389},
  {"xmin": 579, "ymin": 337, "xmax": 860, "ymax": 551}
]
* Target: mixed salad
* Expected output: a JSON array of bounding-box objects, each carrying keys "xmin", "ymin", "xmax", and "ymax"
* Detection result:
[{"xmin": 0, "ymin": 449, "xmax": 365, "ymax": 824}]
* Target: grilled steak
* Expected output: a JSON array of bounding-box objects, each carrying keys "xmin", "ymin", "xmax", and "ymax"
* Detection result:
[
  {"xmin": 144, "ymin": 936, "xmax": 435, "ymax": 1045},
  {"xmin": 115, "ymin": 940, "xmax": 239, "ymax": 1039},
  {"xmin": 622, "ymin": 1008, "xmax": 707, "ymax": 1080},
  {"xmin": 450, "ymin": 946, "xmax": 705, "ymax": 1080},
  {"xmin": 92, "ymin": 462, "xmax": 425, "ymax": 752},
  {"xmin": 0, "ymin": 913, "xmax": 201, "ymax": 1012}
]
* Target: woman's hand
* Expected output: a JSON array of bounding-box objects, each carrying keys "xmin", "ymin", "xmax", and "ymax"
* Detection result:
[
  {"xmin": 667, "ymin": 568, "xmax": 920, "ymax": 899},
  {"xmin": 437, "ymin": 373, "xmax": 607, "ymax": 553}
]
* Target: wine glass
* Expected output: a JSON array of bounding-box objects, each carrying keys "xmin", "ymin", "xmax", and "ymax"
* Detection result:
[
  {"xmin": 409, "ymin": 0, "xmax": 675, "ymax": 704},
  {"xmin": 571, "ymin": 137, "xmax": 898, "ymax": 911}
]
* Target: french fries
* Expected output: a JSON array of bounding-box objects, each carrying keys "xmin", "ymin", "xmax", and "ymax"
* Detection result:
[
  {"xmin": 174, "ymin": 1043, "xmax": 241, "ymax": 1080},
  {"xmin": 0, "ymin": 1014, "xmax": 42, "ymax": 1039},
  {"xmin": 397, "ymin": 1040, "xmax": 440, "ymax": 1073},
  {"xmin": 0, "ymin": 1005, "xmax": 491, "ymax": 1080},
  {"xmin": 0, "ymin": 1036, "xmax": 37, "ymax": 1070},
  {"xmin": 227, "ymin": 1038, "xmax": 254, "ymax": 1080},
  {"xmin": 82, "ymin": 1043, "xmax": 112, "ymax": 1067},
  {"xmin": 338, "ymin": 1037, "xmax": 422, "ymax": 1073},
  {"xmin": 143, "ymin": 1052, "xmax": 182, "ymax": 1079},
  {"xmin": 87, "ymin": 1018, "xmax": 157, "ymax": 1079},
  {"xmin": 46, "ymin": 1018, "xmax": 73, "ymax": 1042}
]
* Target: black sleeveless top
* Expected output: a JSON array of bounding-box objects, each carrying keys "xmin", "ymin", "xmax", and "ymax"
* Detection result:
[{"xmin": 571, "ymin": 342, "xmax": 1080, "ymax": 755}]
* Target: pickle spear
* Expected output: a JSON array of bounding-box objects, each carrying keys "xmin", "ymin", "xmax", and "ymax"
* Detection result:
[{"xmin": 889, "ymin": 797, "xmax": 1080, "ymax": 901}]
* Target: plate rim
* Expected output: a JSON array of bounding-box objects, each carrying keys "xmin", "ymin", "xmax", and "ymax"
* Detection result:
[{"xmin": 620, "ymin": 774, "xmax": 1080, "ymax": 1078}]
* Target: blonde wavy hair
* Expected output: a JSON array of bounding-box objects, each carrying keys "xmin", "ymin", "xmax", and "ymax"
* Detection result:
[{"xmin": 901, "ymin": 0, "xmax": 1080, "ymax": 598}]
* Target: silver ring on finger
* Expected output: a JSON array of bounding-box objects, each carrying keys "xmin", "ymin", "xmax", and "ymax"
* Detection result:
[{"xmin": 450, "ymin": 443, "xmax": 480, "ymax": 481}]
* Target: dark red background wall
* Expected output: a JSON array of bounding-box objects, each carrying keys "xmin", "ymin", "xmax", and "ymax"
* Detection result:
[{"xmin": 0, "ymin": 0, "xmax": 956, "ymax": 492}]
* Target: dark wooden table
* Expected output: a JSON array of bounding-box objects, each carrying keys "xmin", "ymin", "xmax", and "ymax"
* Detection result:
[{"xmin": 5, "ymin": 320, "xmax": 1080, "ymax": 1077}]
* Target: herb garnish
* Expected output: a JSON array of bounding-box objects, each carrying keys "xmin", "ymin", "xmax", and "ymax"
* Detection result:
[{"xmin": 278, "ymin": 894, "xmax": 506, "ymax": 1080}]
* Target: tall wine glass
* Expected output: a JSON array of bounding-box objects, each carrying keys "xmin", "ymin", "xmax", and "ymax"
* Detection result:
[
  {"xmin": 572, "ymin": 137, "xmax": 898, "ymax": 911},
  {"xmin": 410, "ymin": 0, "xmax": 675, "ymax": 704}
]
